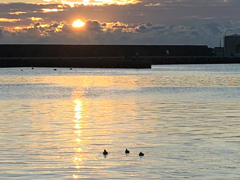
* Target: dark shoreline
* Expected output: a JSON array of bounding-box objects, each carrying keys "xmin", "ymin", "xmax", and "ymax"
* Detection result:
[
  {"xmin": 0, "ymin": 57, "xmax": 152, "ymax": 69},
  {"xmin": 151, "ymin": 56, "xmax": 240, "ymax": 65},
  {"xmin": 1, "ymin": 56, "xmax": 240, "ymax": 69},
  {"xmin": 1, "ymin": 44, "xmax": 239, "ymax": 68}
]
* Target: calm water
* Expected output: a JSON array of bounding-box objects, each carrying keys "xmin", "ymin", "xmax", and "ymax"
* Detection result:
[{"xmin": 1, "ymin": 64, "xmax": 240, "ymax": 179}]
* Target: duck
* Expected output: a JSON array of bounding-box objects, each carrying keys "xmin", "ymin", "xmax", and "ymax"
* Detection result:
[
  {"xmin": 103, "ymin": 149, "xmax": 108, "ymax": 155},
  {"xmin": 125, "ymin": 149, "xmax": 130, "ymax": 154},
  {"xmin": 139, "ymin": 152, "xmax": 144, "ymax": 156}
]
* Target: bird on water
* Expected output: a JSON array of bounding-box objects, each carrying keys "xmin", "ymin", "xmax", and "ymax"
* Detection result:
[
  {"xmin": 125, "ymin": 149, "xmax": 130, "ymax": 154},
  {"xmin": 103, "ymin": 149, "xmax": 108, "ymax": 155},
  {"xmin": 139, "ymin": 152, "xmax": 144, "ymax": 156}
]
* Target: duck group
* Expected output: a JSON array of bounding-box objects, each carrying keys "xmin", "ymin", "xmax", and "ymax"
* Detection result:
[{"xmin": 102, "ymin": 149, "xmax": 144, "ymax": 157}]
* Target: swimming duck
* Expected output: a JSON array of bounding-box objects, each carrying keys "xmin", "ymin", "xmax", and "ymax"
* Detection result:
[
  {"xmin": 139, "ymin": 152, "xmax": 144, "ymax": 156},
  {"xmin": 103, "ymin": 149, "xmax": 108, "ymax": 155},
  {"xmin": 125, "ymin": 149, "xmax": 130, "ymax": 154}
]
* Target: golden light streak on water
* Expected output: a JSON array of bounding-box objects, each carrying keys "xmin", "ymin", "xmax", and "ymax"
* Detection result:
[
  {"xmin": 72, "ymin": 96, "xmax": 85, "ymax": 178},
  {"xmin": 73, "ymin": 174, "xmax": 79, "ymax": 179},
  {"xmin": 74, "ymin": 147, "xmax": 82, "ymax": 152}
]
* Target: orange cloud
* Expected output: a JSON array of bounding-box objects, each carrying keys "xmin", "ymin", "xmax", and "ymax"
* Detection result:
[
  {"xmin": 9, "ymin": 11, "xmax": 27, "ymax": 15},
  {"xmin": 30, "ymin": 17, "xmax": 43, "ymax": 21},
  {"xmin": 42, "ymin": 8, "xmax": 64, "ymax": 13},
  {"xmin": 60, "ymin": 0, "xmax": 139, "ymax": 7},
  {"xmin": 0, "ymin": 18, "xmax": 20, "ymax": 23}
]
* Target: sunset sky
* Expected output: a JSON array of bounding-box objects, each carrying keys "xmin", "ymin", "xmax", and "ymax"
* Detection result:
[{"xmin": 0, "ymin": 0, "xmax": 239, "ymax": 47}]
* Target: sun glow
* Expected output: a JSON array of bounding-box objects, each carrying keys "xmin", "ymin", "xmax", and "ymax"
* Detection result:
[{"xmin": 72, "ymin": 19, "xmax": 85, "ymax": 28}]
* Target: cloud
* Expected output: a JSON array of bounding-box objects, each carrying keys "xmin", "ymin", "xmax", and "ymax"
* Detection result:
[
  {"xmin": 85, "ymin": 20, "xmax": 102, "ymax": 31},
  {"xmin": 0, "ymin": 19, "xmax": 226, "ymax": 47},
  {"xmin": 204, "ymin": 22, "xmax": 221, "ymax": 34},
  {"xmin": 0, "ymin": 0, "xmax": 240, "ymax": 47}
]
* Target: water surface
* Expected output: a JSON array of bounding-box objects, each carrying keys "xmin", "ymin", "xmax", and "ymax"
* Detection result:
[{"xmin": 1, "ymin": 64, "xmax": 240, "ymax": 179}]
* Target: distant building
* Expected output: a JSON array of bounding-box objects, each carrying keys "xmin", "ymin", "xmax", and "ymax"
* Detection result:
[
  {"xmin": 236, "ymin": 43, "xmax": 240, "ymax": 57},
  {"xmin": 224, "ymin": 33, "xmax": 240, "ymax": 57},
  {"xmin": 214, "ymin": 47, "xmax": 224, "ymax": 57}
]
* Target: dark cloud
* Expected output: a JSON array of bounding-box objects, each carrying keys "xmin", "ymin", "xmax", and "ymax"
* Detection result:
[
  {"xmin": 0, "ymin": 29, "xmax": 2, "ymax": 38},
  {"xmin": 134, "ymin": 23, "xmax": 167, "ymax": 33},
  {"xmin": 85, "ymin": 20, "xmax": 102, "ymax": 31},
  {"xmin": 0, "ymin": 19, "xmax": 224, "ymax": 47},
  {"xmin": 204, "ymin": 22, "xmax": 221, "ymax": 34}
]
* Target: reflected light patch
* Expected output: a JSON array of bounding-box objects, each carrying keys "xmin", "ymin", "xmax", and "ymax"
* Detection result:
[
  {"xmin": 74, "ymin": 147, "xmax": 82, "ymax": 152},
  {"xmin": 74, "ymin": 156, "xmax": 82, "ymax": 162},
  {"xmin": 72, "ymin": 19, "xmax": 85, "ymax": 28},
  {"xmin": 74, "ymin": 130, "xmax": 82, "ymax": 134},
  {"xmin": 75, "ymin": 138, "xmax": 81, "ymax": 143},
  {"xmin": 75, "ymin": 124, "xmax": 81, "ymax": 129},
  {"xmin": 75, "ymin": 112, "xmax": 82, "ymax": 120},
  {"xmin": 73, "ymin": 174, "xmax": 79, "ymax": 179}
]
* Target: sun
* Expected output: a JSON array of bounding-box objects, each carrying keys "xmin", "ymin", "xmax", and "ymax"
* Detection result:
[{"xmin": 72, "ymin": 19, "xmax": 85, "ymax": 28}]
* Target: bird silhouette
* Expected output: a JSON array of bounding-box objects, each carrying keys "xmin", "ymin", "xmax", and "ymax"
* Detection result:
[
  {"xmin": 103, "ymin": 149, "xmax": 108, "ymax": 155},
  {"xmin": 125, "ymin": 149, "xmax": 130, "ymax": 154},
  {"xmin": 139, "ymin": 152, "xmax": 144, "ymax": 156}
]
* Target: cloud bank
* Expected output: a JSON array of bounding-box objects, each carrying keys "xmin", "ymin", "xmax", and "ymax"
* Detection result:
[{"xmin": 0, "ymin": 0, "xmax": 240, "ymax": 47}]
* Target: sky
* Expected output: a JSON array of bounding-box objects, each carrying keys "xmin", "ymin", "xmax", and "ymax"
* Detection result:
[{"xmin": 0, "ymin": 0, "xmax": 240, "ymax": 47}]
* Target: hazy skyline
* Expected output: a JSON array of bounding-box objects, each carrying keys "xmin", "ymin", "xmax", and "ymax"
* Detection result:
[{"xmin": 0, "ymin": 0, "xmax": 239, "ymax": 47}]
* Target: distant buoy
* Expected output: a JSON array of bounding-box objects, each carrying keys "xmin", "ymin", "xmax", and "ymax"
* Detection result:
[
  {"xmin": 139, "ymin": 152, "xmax": 144, "ymax": 156},
  {"xmin": 125, "ymin": 149, "xmax": 130, "ymax": 154},
  {"xmin": 54, "ymin": 69, "xmax": 57, "ymax": 71}
]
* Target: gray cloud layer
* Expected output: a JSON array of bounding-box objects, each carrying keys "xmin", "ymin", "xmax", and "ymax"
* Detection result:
[{"xmin": 0, "ymin": 0, "xmax": 240, "ymax": 47}]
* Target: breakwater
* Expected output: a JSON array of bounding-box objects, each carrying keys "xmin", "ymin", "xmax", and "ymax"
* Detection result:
[
  {"xmin": 0, "ymin": 45, "xmax": 213, "ymax": 57},
  {"xmin": 150, "ymin": 56, "xmax": 240, "ymax": 65},
  {"xmin": 0, "ymin": 44, "xmax": 221, "ymax": 68},
  {"xmin": 0, "ymin": 57, "xmax": 151, "ymax": 68}
]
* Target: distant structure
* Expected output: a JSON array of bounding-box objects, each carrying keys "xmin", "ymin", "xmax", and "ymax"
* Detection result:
[
  {"xmin": 224, "ymin": 33, "xmax": 240, "ymax": 57},
  {"xmin": 1, "ymin": 44, "xmax": 240, "ymax": 67},
  {"xmin": 236, "ymin": 44, "xmax": 240, "ymax": 54},
  {"xmin": 0, "ymin": 44, "xmax": 214, "ymax": 57},
  {"xmin": 214, "ymin": 47, "xmax": 224, "ymax": 57}
]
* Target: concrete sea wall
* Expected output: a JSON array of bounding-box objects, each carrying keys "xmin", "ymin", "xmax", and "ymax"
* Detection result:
[
  {"xmin": 0, "ymin": 45, "xmax": 214, "ymax": 57},
  {"xmin": 150, "ymin": 56, "xmax": 240, "ymax": 65},
  {"xmin": 0, "ymin": 57, "xmax": 152, "ymax": 69},
  {"xmin": 0, "ymin": 44, "xmax": 223, "ymax": 68}
]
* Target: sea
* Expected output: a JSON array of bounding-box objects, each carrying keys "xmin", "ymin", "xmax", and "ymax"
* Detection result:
[{"xmin": 1, "ymin": 64, "xmax": 240, "ymax": 179}]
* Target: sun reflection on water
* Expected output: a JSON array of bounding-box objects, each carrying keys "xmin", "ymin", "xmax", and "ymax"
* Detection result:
[{"xmin": 72, "ymin": 89, "xmax": 85, "ymax": 179}]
